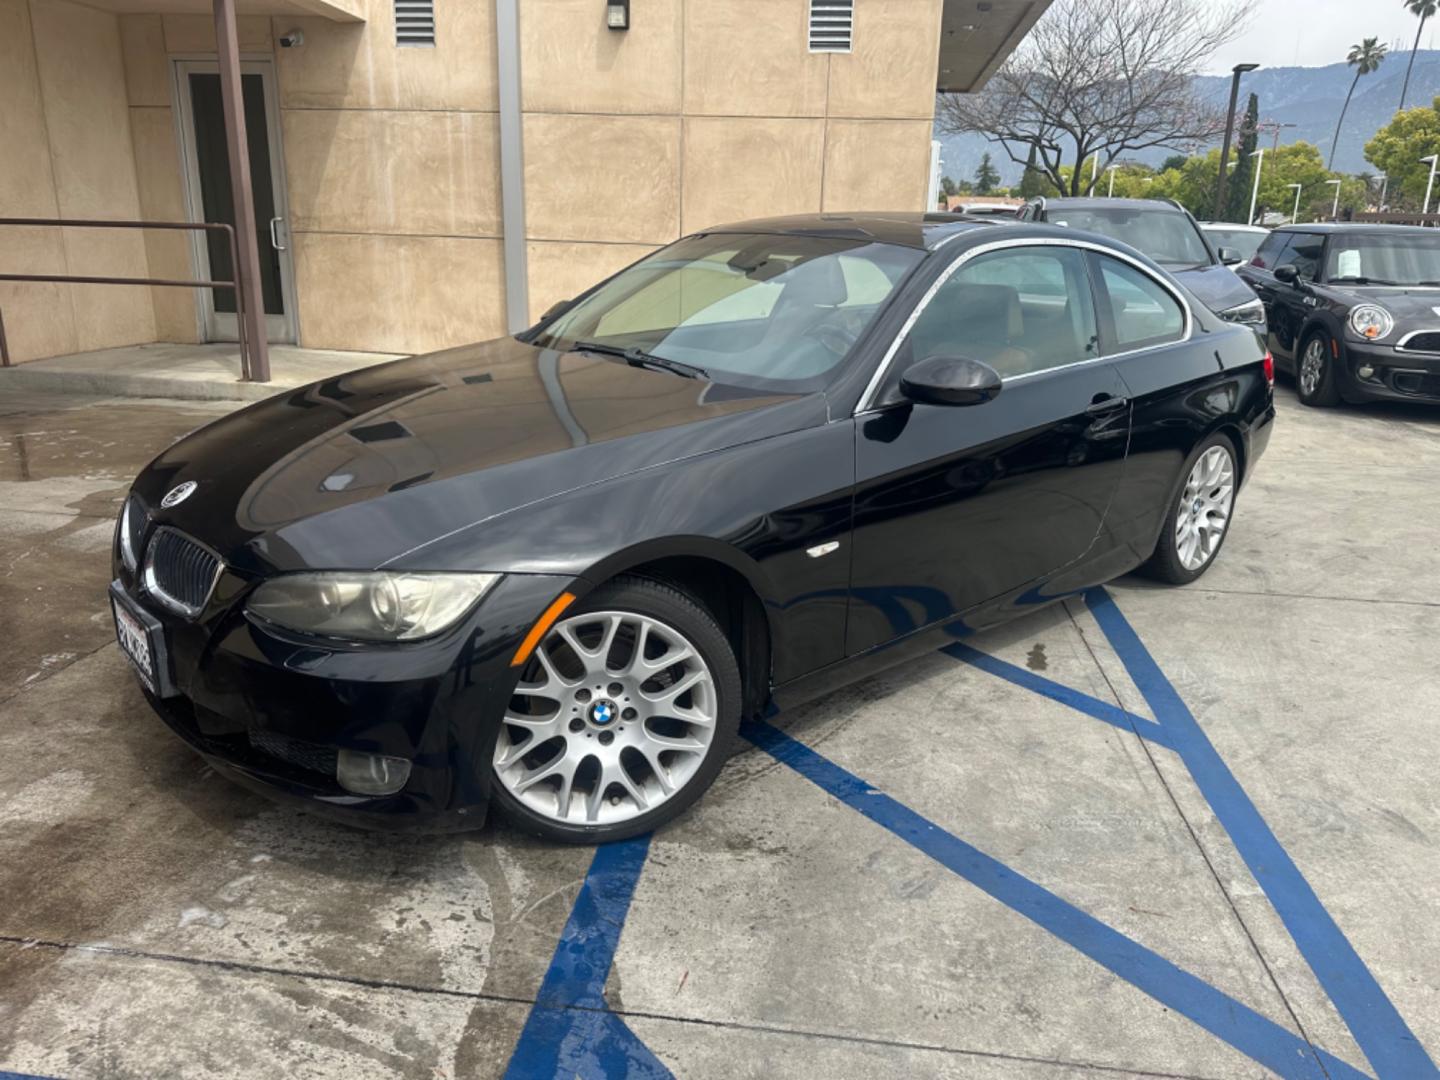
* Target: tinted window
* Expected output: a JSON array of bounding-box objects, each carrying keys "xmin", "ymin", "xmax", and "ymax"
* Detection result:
[
  {"xmin": 902, "ymin": 246, "xmax": 1099, "ymax": 380},
  {"xmin": 1203, "ymin": 227, "xmax": 1265, "ymax": 261},
  {"xmin": 1250, "ymin": 230, "xmax": 1290, "ymax": 269},
  {"xmin": 1044, "ymin": 206, "xmax": 1210, "ymax": 268},
  {"xmin": 1274, "ymin": 232, "xmax": 1325, "ymax": 281},
  {"xmin": 534, "ymin": 232, "xmax": 922, "ymax": 392},
  {"xmin": 1094, "ymin": 256, "xmax": 1186, "ymax": 350}
]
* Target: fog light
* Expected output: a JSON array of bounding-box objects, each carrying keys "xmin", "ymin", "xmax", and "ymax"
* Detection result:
[
  {"xmin": 336, "ymin": 749, "xmax": 411, "ymax": 796},
  {"xmin": 1357, "ymin": 363, "xmax": 1376, "ymax": 380}
]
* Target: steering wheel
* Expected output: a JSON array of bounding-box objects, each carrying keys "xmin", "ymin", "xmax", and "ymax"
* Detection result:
[{"xmin": 812, "ymin": 314, "xmax": 860, "ymax": 357}]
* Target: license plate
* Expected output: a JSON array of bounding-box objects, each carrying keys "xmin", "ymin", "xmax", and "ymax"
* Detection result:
[{"xmin": 111, "ymin": 588, "xmax": 160, "ymax": 696}]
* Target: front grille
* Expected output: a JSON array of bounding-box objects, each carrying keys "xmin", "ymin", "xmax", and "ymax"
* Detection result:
[
  {"xmin": 142, "ymin": 527, "xmax": 222, "ymax": 618},
  {"xmin": 1397, "ymin": 331, "xmax": 1440, "ymax": 354},
  {"xmin": 249, "ymin": 731, "xmax": 339, "ymax": 777}
]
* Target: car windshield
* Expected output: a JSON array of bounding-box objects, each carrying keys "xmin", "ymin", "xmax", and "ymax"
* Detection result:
[
  {"xmin": 1203, "ymin": 227, "xmax": 1265, "ymax": 262},
  {"xmin": 1047, "ymin": 207, "xmax": 1211, "ymax": 268},
  {"xmin": 1324, "ymin": 234, "xmax": 1440, "ymax": 286},
  {"xmin": 530, "ymin": 232, "xmax": 923, "ymax": 392}
]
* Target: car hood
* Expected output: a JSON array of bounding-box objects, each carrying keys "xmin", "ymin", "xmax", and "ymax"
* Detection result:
[
  {"xmin": 1170, "ymin": 263, "xmax": 1256, "ymax": 314},
  {"xmin": 1332, "ymin": 286, "xmax": 1440, "ymax": 322},
  {"xmin": 135, "ymin": 336, "xmax": 820, "ymax": 574}
]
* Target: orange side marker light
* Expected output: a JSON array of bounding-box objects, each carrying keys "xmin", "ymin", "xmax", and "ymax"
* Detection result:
[{"xmin": 510, "ymin": 591, "xmax": 576, "ymax": 667}]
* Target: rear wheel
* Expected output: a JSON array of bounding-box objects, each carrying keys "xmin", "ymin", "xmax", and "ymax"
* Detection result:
[
  {"xmin": 1296, "ymin": 331, "xmax": 1341, "ymax": 407},
  {"xmin": 1139, "ymin": 434, "xmax": 1238, "ymax": 585},
  {"xmin": 490, "ymin": 576, "xmax": 740, "ymax": 843}
]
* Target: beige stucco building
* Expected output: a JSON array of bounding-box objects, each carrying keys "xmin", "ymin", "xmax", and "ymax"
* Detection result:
[{"xmin": 0, "ymin": 0, "xmax": 1048, "ymax": 366}]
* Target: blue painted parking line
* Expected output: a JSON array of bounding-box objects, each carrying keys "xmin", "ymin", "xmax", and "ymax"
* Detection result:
[
  {"xmin": 503, "ymin": 834, "xmax": 673, "ymax": 1080},
  {"xmin": 741, "ymin": 717, "xmax": 1367, "ymax": 1080},
  {"xmin": 1079, "ymin": 587, "xmax": 1437, "ymax": 1080}
]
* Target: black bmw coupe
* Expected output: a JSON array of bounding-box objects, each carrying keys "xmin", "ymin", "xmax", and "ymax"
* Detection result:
[
  {"xmin": 111, "ymin": 214, "xmax": 1273, "ymax": 841},
  {"xmin": 1238, "ymin": 223, "xmax": 1440, "ymax": 406}
]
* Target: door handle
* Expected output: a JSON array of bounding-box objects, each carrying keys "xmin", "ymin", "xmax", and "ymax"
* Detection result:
[
  {"xmin": 1085, "ymin": 394, "xmax": 1128, "ymax": 416},
  {"xmin": 268, "ymin": 216, "xmax": 286, "ymax": 252}
]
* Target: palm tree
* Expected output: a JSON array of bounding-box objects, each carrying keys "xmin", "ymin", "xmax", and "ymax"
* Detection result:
[
  {"xmin": 1331, "ymin": 38, "xmax": 1388, "ymax": 168},
  {"xmin": 1399, "ymin": 0, "xmax": 1438, "ymax": 112}
]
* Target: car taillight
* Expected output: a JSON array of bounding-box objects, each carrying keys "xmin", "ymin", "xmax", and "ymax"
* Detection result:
[{"xmin": 1262, "ymin": 351, "xmax": 1274, "ymax": 387}]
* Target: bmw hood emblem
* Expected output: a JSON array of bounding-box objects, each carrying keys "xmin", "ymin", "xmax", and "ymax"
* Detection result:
[
  {"xmin": 161, "ymin": 480, "xmax": 197, "ymax": 508},
  {"xmin": 589, "ymin": 700, "xmax": 615, "ymax": 725}
]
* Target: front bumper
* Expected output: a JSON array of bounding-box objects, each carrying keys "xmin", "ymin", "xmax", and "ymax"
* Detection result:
[
  {"xmin": 112, "ymin": 558, "xmax": 577, "ymax": 831},
  {"xmin": 1337, "ymin": 339, "xmax": 1440, "ymax": 404}
]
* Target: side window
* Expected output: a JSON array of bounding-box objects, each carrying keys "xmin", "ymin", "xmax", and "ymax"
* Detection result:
[
  {"xmin": 1250, "ymin": 231, "xmax": 1290, "ymax": 270},
  {"xmin": 1093, "ymin": 255, "xmax": 1186, "ymax": 351},
  {"xmin": 1281, "ymin": 233, "xmax": 1325, "ymax": 281},
  {"xmin": 901, "ymin": 246, "xmax": 1099, "ymax": 380}
]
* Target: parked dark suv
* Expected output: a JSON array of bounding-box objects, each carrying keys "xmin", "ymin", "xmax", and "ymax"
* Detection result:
[
  {"xmin": 1017, "ymin": 197, "xmax": 1264, "ymax": 327},
  {"xmin": 1236, "ymin": 223, "xmax": 1440, "ymax": 407}
]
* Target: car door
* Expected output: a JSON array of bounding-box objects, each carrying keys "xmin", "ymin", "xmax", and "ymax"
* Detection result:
[
  {"xmin": 1084, "ymin": 250, "xmax": 1232, "ymax": 558},
  {"xmin": 1249, "ymin": 231, "xmax": 1326, "ymax": 362},
  {"xmin": 846, "ymin": 242, "xmax": 1131, "ymax": 653}
]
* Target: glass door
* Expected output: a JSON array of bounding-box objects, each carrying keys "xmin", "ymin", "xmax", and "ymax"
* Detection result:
[{"xmin": 174, "ymin": 59, "xmax": 296, "ymax": 343}]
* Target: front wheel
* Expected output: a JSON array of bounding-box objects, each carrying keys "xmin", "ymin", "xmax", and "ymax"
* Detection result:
[
  {"xmin": 490, "ymin": 576, "xmax": 741, "ymax": 843},
  {"xmin": 1296, "ymin": 332, "xmax": 1341, "ymax": 407},
  {"xmin": 1139, "ymin": 435, "xmax": 1238, "ymax": 585}
]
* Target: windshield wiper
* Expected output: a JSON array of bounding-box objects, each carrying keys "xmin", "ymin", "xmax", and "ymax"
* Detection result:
[{"xmin": 568, "ymin": 341, "xmax": 708, "ymax": 380}]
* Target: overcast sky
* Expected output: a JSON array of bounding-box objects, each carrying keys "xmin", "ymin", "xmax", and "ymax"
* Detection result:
[{"xmin": 1205, "ymin": 0, "xmax": 1439, "ymax": 73}]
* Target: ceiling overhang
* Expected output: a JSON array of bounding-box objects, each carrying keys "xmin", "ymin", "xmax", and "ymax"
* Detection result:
[
  {"xmin": 59, "ymin": 0, "xmax": 363, "ymax": 20},
  {"xmin": 937, "ymin": 0, "xmax": 1052, "ymax": 94}
]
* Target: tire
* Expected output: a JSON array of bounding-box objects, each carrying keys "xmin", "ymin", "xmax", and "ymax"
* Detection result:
[
  {"xmin": 1139, "ymin": 433, "xmax": 1239, "ymax": 586},
  {"xmin": 489, "ymin": 575, "xmax": 742, "ymax": 843},
  {"xmin": 1295, "ymin": 330, "xmax": 1341, "ymax": 407}
]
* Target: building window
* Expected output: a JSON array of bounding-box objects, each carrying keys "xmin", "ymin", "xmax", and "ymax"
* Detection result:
[
  {"xmin": 395, "ymin": 0, "xmax": 435, "ymax": 46},
  {"xmin": 808, "ymin": 0, "xmax": 853, "ymax": 53}
]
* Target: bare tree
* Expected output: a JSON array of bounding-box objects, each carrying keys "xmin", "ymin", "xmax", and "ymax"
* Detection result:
[{"xmin": 938, "ymin": 0, "xmax": 1253, "ymax": 196}]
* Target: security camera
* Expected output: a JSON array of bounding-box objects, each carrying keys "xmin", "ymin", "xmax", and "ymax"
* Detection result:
[{"xmin": 278, "ymin": 29, "xmax": 304, "ymax": 48}]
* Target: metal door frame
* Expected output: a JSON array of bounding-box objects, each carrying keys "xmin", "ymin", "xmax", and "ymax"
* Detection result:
[{"xmin": 171, "ymin": 55, "xmax": 298, "ymax": 344}]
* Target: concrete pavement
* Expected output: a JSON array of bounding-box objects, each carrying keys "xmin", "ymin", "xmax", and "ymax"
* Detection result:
[{"xmin": 0, "ymin": 384, "xmax": 1436, "ymax": 1078}]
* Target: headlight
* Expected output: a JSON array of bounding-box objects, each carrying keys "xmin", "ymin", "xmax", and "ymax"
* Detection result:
[
  {"xmin": 1349, "ymin": 304, "xmax": 1393, "ymax": 341},
  {"xmin": 247, "ymin": 571, "xmax": 500, "ymax": 641},
  {"xmin": 1219, "ymin": 297, "xmax": 1266, "ymax": 326}
]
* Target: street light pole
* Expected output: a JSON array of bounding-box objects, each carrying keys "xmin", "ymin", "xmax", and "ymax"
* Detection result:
[
  {"xmin": 1287, "ymin": 183, "xmax": 1303, "ymax": 224},
  {"xmin": 1248, "ymin": 148, "xmax": 1265, "ymax": 225},
  {"xmin": 1326, "ymin": 179, "xmax": 1343, "ymax": 219},
  {"xmin": 1107, "ymin": 164, "xmax": 1119, "ymax": 197},
  {"xmin": 1423, "ymin": 155, "xmax": 1439, "ymax": 215},
  {"xmin": 1375, "ymin": 173, "xmax": 1389, "ymax": 209},
  {"xmin": 1215, "ymin": 63, "xmax": 1260, "ymax": 220}
]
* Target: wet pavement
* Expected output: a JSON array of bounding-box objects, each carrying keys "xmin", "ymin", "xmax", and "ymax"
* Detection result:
[{"xmin": 0, "ymin": 385, "xmax": 1437, "ymax": 1079}]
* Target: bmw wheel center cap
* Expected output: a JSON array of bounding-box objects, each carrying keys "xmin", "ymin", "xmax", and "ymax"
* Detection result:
[{"xmin": 589, "ymin": 700, "xmax": 616, "ymax": 726}]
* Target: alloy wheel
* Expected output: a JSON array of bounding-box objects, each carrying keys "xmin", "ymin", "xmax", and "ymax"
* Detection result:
[
  {"xmin": 1299, "ymin": 338, "xmax": 1326, "ymax": 397},
  {"xmin": 493, "ymin": 609, "xmax": 718, "ymax": 827},
  {"xmin": 1174, "ymin": 445, "xmax": 1235, "ymax": 571}
]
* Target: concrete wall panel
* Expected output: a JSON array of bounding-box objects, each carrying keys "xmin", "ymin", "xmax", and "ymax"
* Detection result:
[
  {"xmin": 684, "ymin": 0, "xmax": 828, "ymax": 117},
  {"xmin": 681, "ymin": 117, "xmax": 825, "ymax": 233},
  {"xmin": 823, "ymin": 119, "xmax": 933, "ymax": 211},
  {"xmin": 521, "ymin": 0, "xmax": 681, "ymax": 116}
]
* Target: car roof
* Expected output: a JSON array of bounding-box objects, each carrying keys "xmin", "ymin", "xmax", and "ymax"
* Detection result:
[
  {"xmin": 1200, "ymin": 222, "xmax": 1268, "ymax": 232},
  {"xmin": 1271, "ymin": 222, "xmax": 1437, "ymax": 235},
  {"xmin": 700, "ymin": 212, "xmax": 997, "ymax": 251},
  {"xmin": 1037, "ymin": 197, "xmax": 1187, "ymax": 212}
]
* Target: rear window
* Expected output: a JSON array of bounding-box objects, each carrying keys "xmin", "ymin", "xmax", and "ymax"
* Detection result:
[{"xmin": 1046, "ymin": 206, "xmax": 1210, "ymax": 268}]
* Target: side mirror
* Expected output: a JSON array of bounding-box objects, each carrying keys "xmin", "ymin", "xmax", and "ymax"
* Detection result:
[
  {"xmin": 1273, "ymin": 264, "xmax": 1300, "ymax": 285},
  {"xmin": 899, "ymin": 355, "xmax": 1003, "ymax": 407},
  {"xmin": 1217, "ymin": 246, "xmax": 1243, "ymax": 266}
]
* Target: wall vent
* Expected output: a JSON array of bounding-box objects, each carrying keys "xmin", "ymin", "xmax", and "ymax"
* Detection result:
[
  {"xmin": 808, "ymin": 0, "xmax": 853, "ymax": 53},
  {"xmin": 395, "ymin": 0, "xmax": 435, "ymax": 46}
]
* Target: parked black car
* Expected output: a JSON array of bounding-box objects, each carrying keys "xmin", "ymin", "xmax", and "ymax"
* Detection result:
[
  {"xmin": 1236, "ymin": 223, "xmax": 1440, "ymax": 406},
  {"xmin": 1018, "ymin": 197, "xmax": 1265, "ymax": 327},
  {"xmin": 111, "ymin": 214, "xmax": 1273, "ymax": 842}
]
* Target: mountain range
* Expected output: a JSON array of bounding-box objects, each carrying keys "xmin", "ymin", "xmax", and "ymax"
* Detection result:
[{"xmin": 936, "ymin": 50, "xmax": 1440, "ymax": 186}]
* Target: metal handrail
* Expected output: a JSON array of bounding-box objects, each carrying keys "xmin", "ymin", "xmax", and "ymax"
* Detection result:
[{"xmin": 0, "ymin": 217, "xmax": 264, "ymax": 381}]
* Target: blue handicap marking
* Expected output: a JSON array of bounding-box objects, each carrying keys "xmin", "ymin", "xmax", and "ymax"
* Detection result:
[
  {"xmin": 504, "ymin": 588, "xmax": 1435, "ymax": 1080},
  {"xmin": 503, "ymin": 835, "xmax": 673, "ymax": 1080}
]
